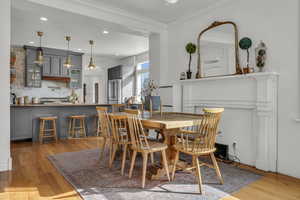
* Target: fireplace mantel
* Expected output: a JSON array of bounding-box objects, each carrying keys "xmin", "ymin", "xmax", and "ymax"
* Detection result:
[{"xmin": 172, "ymin": 72, "xmax": 279, "ymax": 172}]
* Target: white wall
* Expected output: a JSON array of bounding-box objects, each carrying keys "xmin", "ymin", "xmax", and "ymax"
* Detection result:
[
  {"xmin": 83, "ymin": 55, "xmax": 121, "ymax": 103},
  {"xmin": 121, "ymin": 51, "xmax": 149, "ymax": 100},
  {"xmin": 167, "ymin": 0, "xmax": 300, "ymax": 178},
  {"xmin": 0, "ymin": 0, "xmax": 11, "ymax": 171}
]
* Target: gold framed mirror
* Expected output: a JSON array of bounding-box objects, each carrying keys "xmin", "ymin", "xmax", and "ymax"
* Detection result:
[{"xmin": 196, "ymin": 21, "xmax": 243, "ymax": 78}]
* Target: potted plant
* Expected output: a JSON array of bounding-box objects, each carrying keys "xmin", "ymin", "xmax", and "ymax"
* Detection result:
[
  {"xmin": 142, "ymin": 80, "xmax": 160, "ymax": 111},
  {"xmin": 185, "ymin": 42, "xmax": 197, "ymax": 79}
]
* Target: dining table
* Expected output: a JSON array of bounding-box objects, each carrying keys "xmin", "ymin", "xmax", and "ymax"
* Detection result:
[{"xmin": 111, "ymin": 111, "xmax": 203, "ymax": 180}]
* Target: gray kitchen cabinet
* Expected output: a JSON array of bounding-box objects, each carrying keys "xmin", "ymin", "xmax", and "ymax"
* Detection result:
[
  {"xmin": 25, "ymin": 64, "xmax": 42, "ymax": 88},
  {"xmin": 42, "ymin": 55, "xmax": 51, "ymax": 76},
  {"xmin": 60, "ymin": 56, "xmax": 70, "ymax": 77},
  {"xmin": 24, "ymin": 46, "xmax": 83, "ymax": 86},
  {"xmin": 50, "ymin": 55, "xmax": 61, "ymax": 76},
  {"xmin": 71, "ymin": 55, "xmax": 82, "ymax": 69},
  {"xmin": 11, "ymin": 108, "xmax": 33, "ymax": 141},
  {"xmin": 69, "ymin": 69, "xmax": 82, "ymax": 89}
]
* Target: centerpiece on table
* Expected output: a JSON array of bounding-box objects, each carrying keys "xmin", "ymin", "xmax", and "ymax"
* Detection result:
[{"xmin": 142, "ymin": 80, "xmax": 160, "ymax": 111}]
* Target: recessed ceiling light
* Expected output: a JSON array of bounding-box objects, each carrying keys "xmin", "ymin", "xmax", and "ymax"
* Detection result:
[
  {"xmin": 29, "ymin": 41, "xmax": 34, "ymax": 44},
  {"xmin": 165, "ymin": 0, "xmax": 179, "ymax": 4},
  {"xmin": 103, "ymin": 30, "xmax": 109, "ymax": 34},
  {"xmin": 40, "ymin": 17, "xmax": 48, "ymax": 21}
]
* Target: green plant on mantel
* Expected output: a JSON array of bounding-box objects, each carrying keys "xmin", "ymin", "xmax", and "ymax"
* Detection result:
[{"xmin": 185, "ymin": 42, "xmax": 197, "ymax": 79}]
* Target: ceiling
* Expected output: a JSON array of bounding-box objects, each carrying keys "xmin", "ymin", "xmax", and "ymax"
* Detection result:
[
  {"xmin": 90, "ymin": 0, "xmax": 224, "ymax": 23},
  {"xmin": 11, "ymin": 0, "xmax": 149, "ymax": 58}
]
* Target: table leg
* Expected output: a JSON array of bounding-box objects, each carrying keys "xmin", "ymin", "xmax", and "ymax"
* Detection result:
[{"xmin": 149, "ymin": 128, "xmax": 188, "ymax": 180}]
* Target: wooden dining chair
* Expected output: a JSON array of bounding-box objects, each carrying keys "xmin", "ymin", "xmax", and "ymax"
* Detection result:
[
  {"xmin": 96, "ymin": 107, "xmax": 112, "ymax": 160},
  {"xmin": 171, "ymin": 108, "xmax": 224, "ymax": 194},
  {"xmin": 96, "ymin": 106, "xmax": 108, "ymax": 136},
  {"xmin": 124, "ymin": 109, "xmax": 141, "ymax": 115},
  {"xmin": 127, "ymin": 114, "xmax": 170, "ymax": 188},
  {"xmin": 109, "ymin": 114, "xmax": 131, "ymax": 175}
]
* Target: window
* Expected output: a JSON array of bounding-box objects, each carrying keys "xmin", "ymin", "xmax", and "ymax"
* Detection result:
[{"xmin": 136, "ymin": 61, "xmax": 149, "ymax": 98}]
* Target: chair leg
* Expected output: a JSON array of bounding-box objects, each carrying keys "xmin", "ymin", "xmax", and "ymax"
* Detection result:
[
  {"xmin": 68, "ymin": 118, "xmax": 72, "ymax": 138},
  {"xmin": 82, "ymin": 118, "xmax": 87, "ymax": 137},
  {"xmin": 99, "ymin": 137, "xmax": 107, "ymax": 160},
  {"xmin": 141, "ymin": 153, "xmax": 148, "ymax": 188},
  {"xmin": 129, "ymin": 150, "xmax": 137, "ymax": 178},
  {"xmin": 53, "ymin": 119, "xmax": 58, "ymax": 142},
  {"xmin": 121, "ymin": 144, "xmax": 128, "ymax": 175},
  {"xmin": 72, "ymin": 118, "xmax": 76, "ymax": 138},
  {"xmin": 171, "ymin": 150, "xmax": 179, "ymax": 180},
  {"xmin": 210, "ymin": 153, "xmax": 224, "ymax": 184},
  {"xmin": 194, "ymin": 156, "xmax": 203, "ymax": 194},
  {"xmin": 150, "ymin": 152, "xmax": 154, "ymax": 164},
  {"xmin": 39, "ymin": 120, "xmax": 45, "ymax": 144},
  {"xmin": 109, "ymin": 144, "xmax": 118, "ymax": 168},
  {"xmin": 161, "ymin": 150, "xmax": 170, "ymax": 181}
]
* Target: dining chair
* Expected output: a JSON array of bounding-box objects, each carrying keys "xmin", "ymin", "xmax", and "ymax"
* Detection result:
[
  {"xmin": 127, "ymin": 114, "xmax": 170, "ymax": 188},
  {"xmin": 109, "ymin": 114, "xmax": 131, "ymax": 175},
  {"xmin": 171, "ymin": 108, "xmax": 224, "ymax": 194},
  {"xmin": 96, "ymin": 107, "xmax": 112, "ymax": 161},
  {"xmin": 96, "ymin": 107, "xmax": 108, "ymax": 136},
  {"xmin": 124, "ymin": 109, "xmax": 141, "ymax": 115}
]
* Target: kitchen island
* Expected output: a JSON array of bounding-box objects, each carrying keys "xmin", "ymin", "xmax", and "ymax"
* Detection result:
[{"xmin": 10, "ymin": 104, "xmax": 114, "ymax": 141}]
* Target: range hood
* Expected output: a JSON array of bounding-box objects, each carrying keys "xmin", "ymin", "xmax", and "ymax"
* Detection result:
[{"xmin": 42, "ymin": 76, "xmax": 70, "ymax": 83}]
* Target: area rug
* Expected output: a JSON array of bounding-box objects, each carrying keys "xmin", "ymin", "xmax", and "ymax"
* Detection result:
[{"xmin": 48, "ymin": 149, "xmax": 262, "ymax": 200}]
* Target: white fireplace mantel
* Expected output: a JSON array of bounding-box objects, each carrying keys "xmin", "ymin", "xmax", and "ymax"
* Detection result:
[{"xmin": 172, "ymin": 72, "xmax": 279, "ymax": 172}]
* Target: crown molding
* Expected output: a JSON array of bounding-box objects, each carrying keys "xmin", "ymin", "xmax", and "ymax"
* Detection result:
[
  {"xmin": 168, "ymin": 0, "xmax": 235, "ymax": 25},
  {"xmin": 27, "ymin": 0, "xmax": 167, "ymax": 34}
]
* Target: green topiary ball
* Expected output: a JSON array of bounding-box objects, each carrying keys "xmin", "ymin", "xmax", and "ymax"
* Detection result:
[
  {"xmin": 185, "ymin": 43, "xmax": 197, "ymax": 54},
  {"xmin": 239, "ymin": 37, "xmax": 252, "ymax": 50}
]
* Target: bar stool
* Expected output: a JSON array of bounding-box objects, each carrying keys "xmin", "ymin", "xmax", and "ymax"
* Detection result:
[
  {"xmin": 68, "ymin": 115, "xmax": 87, "ymax": 138},
  {"xmin": 39, "ymin": 116, "xmax": 58, "ymax": 144}
]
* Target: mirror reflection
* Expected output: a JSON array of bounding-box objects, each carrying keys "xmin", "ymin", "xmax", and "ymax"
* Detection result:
[{"xmin": 200, "ymin": 24, "xmax": 236, "ymax": 77}]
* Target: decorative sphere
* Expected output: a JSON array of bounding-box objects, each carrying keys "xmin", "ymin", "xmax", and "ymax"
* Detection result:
[{"xmin": 239, "ymin": 37, "xmax": 252, "ymax": 50}]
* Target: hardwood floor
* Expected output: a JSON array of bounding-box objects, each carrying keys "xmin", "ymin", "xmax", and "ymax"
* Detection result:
[{"xmin": 0, "ymin": 138, "xmax": 299, "ymax": 200}]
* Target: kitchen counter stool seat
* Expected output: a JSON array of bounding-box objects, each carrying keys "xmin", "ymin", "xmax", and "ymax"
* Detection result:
[
  {"xmin": 39, "ymin": 116, "xmax": 58, "ymax": 144},
  {"xmin": 68, "ymin": 115, "xmax": 87, "ymax": 138}
]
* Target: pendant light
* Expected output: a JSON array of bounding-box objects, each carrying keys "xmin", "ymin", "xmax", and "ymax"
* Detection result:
[
  {"xmin": 88, "ymin": 40, "xmax": 96, "ymax": 70},
  {"xmin": 64, "ymin": 36, "xmax": 73, "ymax": 68},
  {"xmin": 34, "ymin": 31, "xmax": 44, "ymax": 65}
]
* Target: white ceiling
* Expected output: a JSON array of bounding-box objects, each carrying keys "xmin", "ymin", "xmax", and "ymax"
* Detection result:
[
  {"xmin": 11, "ymin": 0, "xmax": 149, "ymax": 58},
  {"xmin": 90, "ymin": 0, "xmax": 224, "ymax": 23}
]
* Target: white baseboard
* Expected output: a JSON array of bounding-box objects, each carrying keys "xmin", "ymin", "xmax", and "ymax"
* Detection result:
[{"xmin": 0, "ymin": 157, "xmax": 12, "ymax": 172}]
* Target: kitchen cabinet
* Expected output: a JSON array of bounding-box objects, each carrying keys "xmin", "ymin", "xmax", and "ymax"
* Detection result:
[
  {"xmin": 24, "ymin": 46, "xmax": 83, "ymax": 86},
  {"xmin": 69, "ymin": 69, "xmax": 82, "ymax": 89},
  {"xmin": 42, "ymin": 56, "xmax": 51, "ymax": 76},
  {"xmin": 10, "ymin": 108, "xmax": 33, "ymax": 140},
  {"xmin": 60, "ymin": 56, "xmax": 70, "ymax": 77},
  {"xmin": 24, "ymin": 47, "xmax": 42, "ymax": 88}
]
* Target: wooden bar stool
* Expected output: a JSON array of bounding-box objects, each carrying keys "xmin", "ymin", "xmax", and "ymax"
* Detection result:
[
  {"xmin": 39, "ymin": 116, "xmax": 58, "ymax": 144},
  {"xmin": 68, "ymin": 115, "xmax": 87, "ymax": 138}
]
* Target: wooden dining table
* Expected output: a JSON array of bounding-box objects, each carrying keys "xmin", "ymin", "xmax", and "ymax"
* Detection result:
[{"xmin": 111, "ymin": 111, "xmax": 203, "ymax": 180}]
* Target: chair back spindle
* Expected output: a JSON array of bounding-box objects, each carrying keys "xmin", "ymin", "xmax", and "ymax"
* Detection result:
[
  {"xmin": 179, "ymin": 108, "xmax": 224, "ymax": 153},
  {"xmin": 109, "ymin": 115, "xmax": 128, "ymax": 144},
  {"xmin": 127, "ymin": 115, "xmax": 150, "ymax": 150}
]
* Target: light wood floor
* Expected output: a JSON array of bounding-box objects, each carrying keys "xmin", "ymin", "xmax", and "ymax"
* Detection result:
[{"xmin": 0, "ymin": 137, "xmax": 299, "ymax": 200}]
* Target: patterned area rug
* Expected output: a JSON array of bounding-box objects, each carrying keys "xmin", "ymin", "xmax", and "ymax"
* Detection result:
[{"xmin": 48, "ymin": 149, "xmax": 261, "ymax": 200}]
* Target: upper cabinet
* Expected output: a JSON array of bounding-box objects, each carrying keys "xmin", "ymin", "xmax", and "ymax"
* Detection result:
[{"xmin": 24, "ymin": 46, "xmax": 83, "ymax": 88}]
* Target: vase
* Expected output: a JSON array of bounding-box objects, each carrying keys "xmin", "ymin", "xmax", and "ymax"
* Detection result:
[
  {"xmin": 144, "ymin": 96, "xmax": 161, "ymax": 111},
  {"xmin": 186, "ymin": 71, "xmax": 192, "ymax": 79}
]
